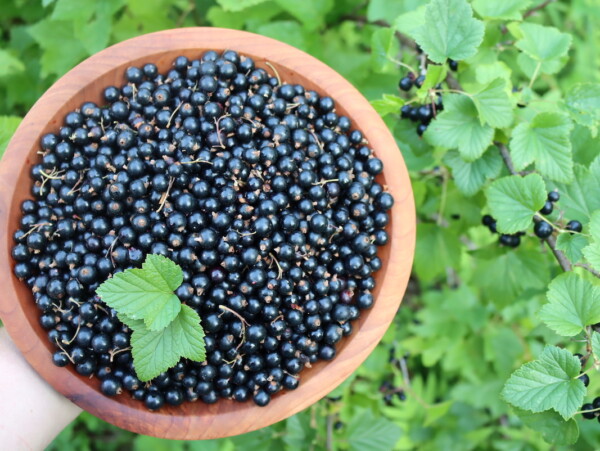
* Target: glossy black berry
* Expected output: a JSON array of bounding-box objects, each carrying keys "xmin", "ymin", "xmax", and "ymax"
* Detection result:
[
  {"xmin": 547, "ymin": 191, "xmax": 560, "ymax": 203},
  {"xmin": 566, "ymin": 220, "xmax": 583, "ymax": 233},
  {"xmin": 579, "ymin": 373, "xmax": 590, "ymax": 387},
  {"xmin": 398, "ymin": 77, "xmax": 413, "ymax": 91},
  {"xmin": 534, "ymin": 221, "xmax": 553, "ymax": 238}
]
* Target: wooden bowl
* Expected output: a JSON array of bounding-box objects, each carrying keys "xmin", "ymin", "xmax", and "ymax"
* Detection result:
[{"xmin": 0, "ymin": 28, "xmax": 415, "ymax": 439}]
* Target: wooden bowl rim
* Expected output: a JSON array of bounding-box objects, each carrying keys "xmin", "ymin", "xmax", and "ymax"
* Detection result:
[{"xmin": 0, "ymin": 27, "xmax": 415, "ymax": 439}]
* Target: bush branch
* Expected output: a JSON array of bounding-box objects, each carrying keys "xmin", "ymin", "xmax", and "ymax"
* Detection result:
[{"xmin": 524, "ymin": 0, "xmax": 556, "ymax": 18}]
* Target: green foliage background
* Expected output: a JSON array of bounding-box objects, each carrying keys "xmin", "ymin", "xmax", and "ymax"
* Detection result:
[{"xmin": 2, "ymin": 0, "xmax": 600, "ymax": 449}]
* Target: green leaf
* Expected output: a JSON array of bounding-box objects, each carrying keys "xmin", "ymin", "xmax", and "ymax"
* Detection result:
[
  {"xmin": 554, "ymin": 164, "xmax": 600, "ymax": 221},
  {"xmin": 510, "ymin": 112, "xmax": 574, "ymax": 183},
  {"xmin": 592, "ymin": 332, "xmax": 600, "ymax": 363},
  {"xmin": 96, "ymin": 254, "xmax": 183, "ymax": 331},
  {"xmin": 472, "ymin": 0, "xmax": 531, "ymax": 20},
  {"xmin": 0, "ymin": 116, "xmax": 22, "ymax": 157},
  {"xmin": 273, "ymin": 0, "xmax": 333, "ymax": 32},
  {"xmin": 216, "ymin": 0, "xmax": 268, "ymax": 12},
  {"xmin": 27, "ymin": 19, "xmax": 87, "ymax": 77},
  {"xmin": 472, "ymin": 78, "xmax": 514, "ymax": 128},
  {"xmin": 415, "ymin": 223, "xmax": 462, "ymax": 283},
  {"xmin": 565, "ymin": 83, "xmax": 600, "ymax": 137},
  {"xmin": 555, "ymin": 233, "xmax": 587, "ymax": 264},
  {"xmin": 254, "ymin": 21, "xmax": 309, "ymax": 50},
  {"xmin": 583, "ymin": 211, "xmax": 600, "ymax": 271},
  {"xmin": 371, "ymin": 94, "xmax": 405, "ymax": 117},
  {"xmin": 514, "ymin": 408, "xmax": 579, "ymax": 445},
  {"xmin": 51, "ymin": 0, "xmax": 95, "ymax": 21},
  {"xmin": 370, "ymin": 28, "xmax": 400, "ymax": 73},
  {"xmin": 416, "ymin": 64, "xmax": 448, "ymax": 96},
  {"xmin": 501, "ymin": 345, "xmax": 585, "ymax": 419},
  {"xmin": 0, "ymin": 49, "xmax": 25, "ymax": 77},
  {"xmin": 424, "ymin": 401, "xmax": 453, "ymax": 426},
  {"xmin": 367, "ymin": 0, "xmax": 410, "ymax": 22},
  {"xmin": 515, "ymin": 23, "xmax": 572, "ymax": 76},
  {"xmin": 347, "ymin": 409, "xmax": 402, "ymax": 451},
  {"xmin": 486, "ymin": 174, "xmax": 546, "ymax": 234},
  {"xmin": 444, "ymin": 148, "xmax": 502, "ymax": 196},
  {"xmin": 414, "ymin": 0, "xmax": 484, "ymax": 63},
  {"xmin": 393, "ymin": 5, "xmax": 427, "ymax": 39},
  {"xmin": 539, "ymin": 272, "xmax": 600, "ymax": 337},
  {"xmin": 425, "ymin": 94, "xmax": 494, "ymax": 161},
  {"xmin": 130, "ymin": 305, "xmax": 205, "ymax": 382}
]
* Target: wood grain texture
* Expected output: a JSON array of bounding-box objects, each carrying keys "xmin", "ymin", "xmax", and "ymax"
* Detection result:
[{"xmin": 0, "ymin": 28, "xmax": 415, "ymax": 439}]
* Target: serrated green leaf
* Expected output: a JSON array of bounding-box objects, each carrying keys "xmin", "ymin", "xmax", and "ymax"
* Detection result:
[
  {"xmin": 475, "ymin": 62, "xmax": 512, "ymax": 85},
  {"xmin": 515, "ymin": 23, "xmax": 572, "ymax": 77},
  {"xmin": 51, "ymin": 0, "xmax": 95, "ymax": 21},
  {"xmin": 444, "ymin": 148, "xmax": 502, "ymax": 196},
  {"xmin": 510, "ymin": 112, "xmax": 574, "ymax": 183},
  {"xmin": 0, "ymin": 49, "xmax": 25, "ymax": 77},
  {"xmin": 371, "ymin": 28, "xmax": 400, "ymax": 73},
  {"xmin": 486, "ymin": 174, "xmax": 546, "ymax": 234},
  {"xmin": 347, "ymin": 409, "xmax": 402, "ymax": 451},
  {"xmin": 371, "ymin": 94, "xmax": 405, "ymax": 117},
  {"xmin": 555, "ymin": 233, "xmax": 587, "ymax": 264},
  {"xmin": 516, "ymin": 23, "xmax": 572, "ymax": 63},
  {"xmin": 97, "ymin": 254, "xmax": 183, "ymax": 331},
  {"xmin": 367, "ymin": 0, "xmax": 410, "ymax": 22},
  {"xmin": 424, "ymin": 401, "xmax": 453, "ymax": 426},
  {"xmin": 0, "ymin": 116, "xmax": 22, "ymax": 157},
  {"xmin": 539, "ymin": 273, "xmax": 600, "ymax": 336},
  {"xmin": 216, "ymin": 0, "xmax": 268, "ymax": 12},
  {"xmin": 131, "ymin": 305, "xmax": 206, "ymax": 382},
  {"xmin": 472, "ymin": 78, "xmax": 514, "ymax": 128},
  {"xmin": 424, "ymin": 94, "xmax": 493, "ymax": 161},
  {"xmin": 414, "ymin": 0, "xmax": 484, "ymax": 63},
  {"xmin": 415, "ymin": 223, "xmax": 462, "ymax": 283},
  {"xmin": 582, "ymin": 211, "xmax": 600, "ymax": 271},
  {"xmin": 393, "ymin": 5, "xmax": 426, "ymax": 39},
  {"xmin": 592, "ymin": 332, "xmax": 600, "ymax": 363},
  {"xmin": 554, "ymin": 165, "xmax": 600, "ymax": 221},
  {"xmin": 565, "ymin": 83, "xmax": 600, "ymax": 137},
  {"xmin": 472, "ymin": 0, "xmax": 531, "ymax": 20},
  {"xmin": 254, "ymin": 21, "xmax": 308, "ymax": 50},
  {"xmin": 501, "ymin": 345, "xmax": 585, "ymax": 419},
  {"xmin": 514, "ymin": 408, "xmax": 579, "ymax": 445}
]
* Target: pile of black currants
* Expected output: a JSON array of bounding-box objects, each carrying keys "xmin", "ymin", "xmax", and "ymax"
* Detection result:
[{"xmin": 11, "ymin": 50, "xmax": 393, "ymax": 410}]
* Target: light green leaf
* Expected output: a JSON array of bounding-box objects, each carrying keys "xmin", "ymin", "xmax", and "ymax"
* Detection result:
[
  {"xmin": 393, "ymin": 6, "xmax": 427, "ymax": 39},
  {"xmin": 371, "ymin": 28, "xmax": 400, "ymax": 73},
  {"xmin": 486, "ymin": 174, "xmax": 546, "ymax": 234},
  {"xmin": 424, "ymin": 401, "xmax": 453, "ymax": 426},
  {"xmin": 371, "ymin": 94, "xmax": 405, "ymax": 117},
  {"xmin": 515, "ymin": 23, "xmax": 572, "ymax": 76},
  {"xmin": 414, "ymin": 0, "xmax": 484, "ymax": 63},
  {"xmin": 555, "ymin": 233, "xmax": 587, "ymax": 264},
  {"xmin": 254, "ymin": 21, "xmax": 308, "ymax": 50},
  {"xmin": 0, "ymin": 50, "xmax": 25, "ymax": 77},
  {"xmin": 415, "ymin": 223, "xmax": 462, "ymax": 283},
  {"xmin": 475, "ymin": 61, "xmax": 512, "ymax": 85},
  {"xmin": 582, "ymin": 210, "xmax": 600, "ymax": 271},
  {"xmin": 273, "ymin": 0, "xmax": 333, "ymax": 32},
  {"xmin": 367, "ymin": 0, "xmax": 410, "ymax": 22},
  {"xmin": 501, "ymin": 345, "xmax": 585, "ymax": 419},
  {"xmin": 347, "ymin": 409, "xmax": 402, "ymax": 451},
  {"xmin": 27, "ymin": 19, "xmax": 88, "ymax": 77},
  {"xmin": 565, "ymin": 83, "xmax": 600, "ymax": 136},
  {"xmin": 216, "ymin": 0, "xmax": 268, "ymax": 12},
  {"xmin": 0, "ymin": 116, "xmax": 22, "ymax": 157},
  {"xmin": 510, "ymin": 112, "xmax": 574, "ymax": 183},
  {"xmin": 96, "ymin": 254, "xmax": 183, "ymax": 331},
  {"xmin": 539, "ymin": 272, "xmax": 600, "ymax": 336},
  {"xmin": 51, "ymin": 0, "xmax": 95, "ymax": 21},
  {"xmin": 416, "ymin": 64, "xmax": 448, "ymax": 96},
  {"xmin": 554, "ymin": 165, "xmax": 600, "ymax": 221},
  {"xmin": 514, "ymin": 408, "xmax": 579, "ymax": 445},
  {"xmin": 131, "ymin": 305, "xmax": 206, "ymax": 382},
  {"xmin": 516, "ymin": 23, "xmax": 572, "ymax": 63},
  {"xmin": 472, "ymin": 0, "xmax": 531, "ymax": 20},
  {"xmin": 593, "ymin": 332, "xmax": 600, "ymax": 363},
  {"xmin": 424, "ymin": 94, "xmax": 494, "ymax": 161},
  {"xmin": 444, "ymin": 148, "xmax": 502, "ymax": 196},
  {"xmin": 472, "ymin": 78, "xmax": 514, "ymax": 128}
]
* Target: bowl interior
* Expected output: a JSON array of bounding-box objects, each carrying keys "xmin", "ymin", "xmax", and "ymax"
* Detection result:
[{"xmin": 0, "ymin": 28, "xmax": 414, "ymax": 439}]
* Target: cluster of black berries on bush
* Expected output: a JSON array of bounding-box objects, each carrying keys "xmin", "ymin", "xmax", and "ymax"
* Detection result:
[
  {"xmin": 481, "ymin": 191, "xmax": 583, "ymax": 248},
  {"xmin": 11, "ymin": 50, "xmax": 393, "ymax": 409}
]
